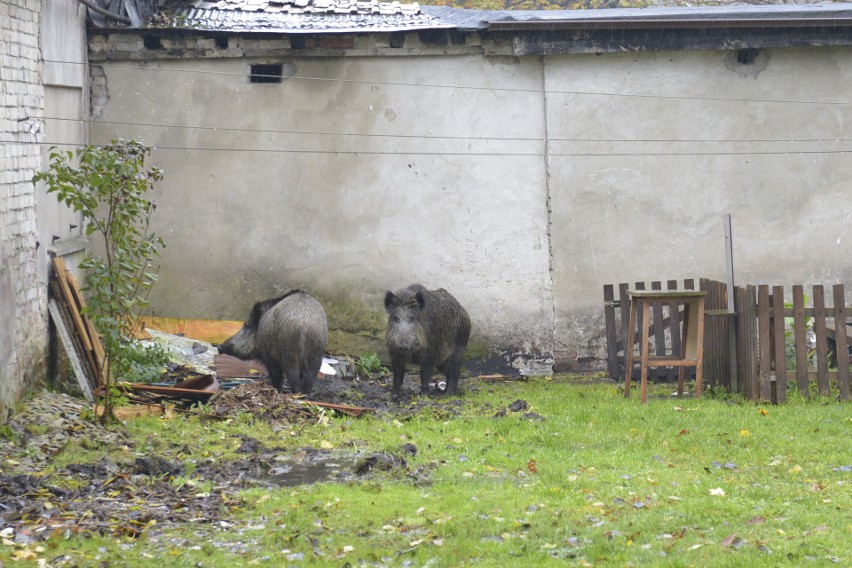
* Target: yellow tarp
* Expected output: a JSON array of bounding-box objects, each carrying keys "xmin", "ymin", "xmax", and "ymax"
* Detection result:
[{"xmin": 139, "ymin": 317, "xmax": 243, "ymax": 345}]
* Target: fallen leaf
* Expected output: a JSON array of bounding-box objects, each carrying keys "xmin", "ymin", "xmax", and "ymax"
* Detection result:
[
  {"xmin": 319, "ymin": 440, "xmax": 334, "ymax": 449},
  {"xmin": 739, "ymin": 430, "xmax": 750, "ymax": 437},
  {"xmin": 720, "ymin": 534, "xmax": 742, "ymax": 548},
  {"xmin": 527, "ymin": 459, "xmax": 538, "ymax": 473},
  {"xmin": 758, "ymin": 408, "xmax": 769, "ymax": 415},
  {"xmin": 747, "ymin": 516, "xmax": 766, "ymax": 526},
  {"xmin": 709, "ymin": 487, "xmax": 726, "ymax": 496}
]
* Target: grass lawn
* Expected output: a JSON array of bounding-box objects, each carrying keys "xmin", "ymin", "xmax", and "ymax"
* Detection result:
[{"xmin": 4, "ymin": 375, "xmax": 850, "ymax": 566}]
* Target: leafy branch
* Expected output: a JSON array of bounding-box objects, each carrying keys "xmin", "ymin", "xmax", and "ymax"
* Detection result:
[{"xmin": 34, "ymin": 140, "xmax": 165, "ymax": 424}]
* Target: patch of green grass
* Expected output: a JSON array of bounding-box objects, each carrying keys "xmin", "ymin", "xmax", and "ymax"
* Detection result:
[{"xmin": 11, "ymin": 376, "xmax": 852, "ymax": 566}]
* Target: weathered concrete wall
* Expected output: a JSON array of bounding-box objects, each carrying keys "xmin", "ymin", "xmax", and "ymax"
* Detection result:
[
  {"xmin": 89, "ymin": 55, "xmax": 554, "ymax": 371},
  {"xmin": 546, "ymin": 48, "xmax": 852, "ymax": 363},
  {"xmin": 87, "ymin": 39, "xmax": 852, "ymax": 372},
  {"xmin": 0, "ymin": 0, "xmax": 48, "ymax": 420}
]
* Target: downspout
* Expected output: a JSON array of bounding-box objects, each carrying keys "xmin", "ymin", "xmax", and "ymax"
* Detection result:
[{"xmin": 75, "ymin": 0, "xmax": 131, "ymax": 24}]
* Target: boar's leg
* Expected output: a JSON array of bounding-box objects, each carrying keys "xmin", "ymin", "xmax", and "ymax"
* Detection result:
[
  {"xmin": 419, "ymin": 354, "xmax": 435, "ymax": 396},
  {"xmin": 438, "ymin": 351, "xmax": 465, "ymax": 396},
  {"xmin": 265, "ymin": 360, "xmax": 286, "ymax": 392},
  {"xmin": 282, "ymin": 354, "xmax": 304, "ymax": 394},
  {"xmin": 299, "ymin": 357, "xmax": 321, "ymax": 396},
  {"xmin": 390, "ymin": 354, "xmax": 407, "ymax": 400}
]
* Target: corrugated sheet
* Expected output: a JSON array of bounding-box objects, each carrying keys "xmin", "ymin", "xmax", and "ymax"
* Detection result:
[{"xmin": 172, "ymin": 0, "xmax": 449, "ymax": 32}]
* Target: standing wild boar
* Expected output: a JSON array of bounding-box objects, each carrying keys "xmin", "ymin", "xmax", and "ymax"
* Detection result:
[
  {"xmin": 218, "ymin": 290, "xmax": 328, "ymax": 395},
  {"xmin": 384, "ymin": 284, "xmax": 471, "ymax": 399}
]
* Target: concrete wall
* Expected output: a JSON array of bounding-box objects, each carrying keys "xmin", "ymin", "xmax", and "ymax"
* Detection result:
[
  {"xmin": 89, "ymin": 55, "xmax": 555, "ymax": 370},
  {"xmin": 546, "ymin": 48, "xmax": 852, "ymax": 362},
  {"xmin": 0, "ymin": 0, "xmax": 48, "ymax": 420},
  {"xmin": 87, "ymin": 40, "xmax": 852, "ymax": 372}
]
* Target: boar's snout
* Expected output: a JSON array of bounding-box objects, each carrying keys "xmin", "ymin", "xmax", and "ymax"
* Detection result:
[
  {"xmin": 217, "ymin": 338, "xmax": 236, "ymax": 356},
  {"xmin": 391, "ymin": 337, "xmax": 418, "ymax": 354}
]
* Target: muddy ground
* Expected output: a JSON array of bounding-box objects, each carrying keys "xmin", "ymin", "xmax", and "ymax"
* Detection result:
[{"xmin": 0, "ymin": 369, "xmax": 560, "ymax": 548}]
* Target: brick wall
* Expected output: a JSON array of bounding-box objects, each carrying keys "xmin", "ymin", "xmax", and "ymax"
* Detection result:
[{"xmin": 0, "ymin": 0, "xmax": 48, "ymax": 420}]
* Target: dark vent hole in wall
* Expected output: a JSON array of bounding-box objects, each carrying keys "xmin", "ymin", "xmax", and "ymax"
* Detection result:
[
  {"xmin": 144, "ymin": 35, "xmax": 163, "ymax": 50},
  {"xmin": 215, "ymin": 36, "xmax": 229, "ymax": 49},
  {"xmin": 736, "ymin": 48, "xmax": 760, "ymax": 65},
  {"xmin": 250, "ymin": 64, "xmax": 283, "ymax": 83}
]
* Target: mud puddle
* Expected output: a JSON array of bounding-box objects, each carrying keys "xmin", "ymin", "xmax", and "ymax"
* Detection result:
[{"xmin": 264, "ymin": 454, "xmax": 359, "ymax": 487}]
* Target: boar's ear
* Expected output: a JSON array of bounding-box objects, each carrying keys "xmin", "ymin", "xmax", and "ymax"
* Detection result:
[
  {"xmin": 413, "ymin": 291, "xmax": 425, "ymax": 310},
  {"xmin": 384, "ymin": 291, "xmax": 399, "ymax": 312}
]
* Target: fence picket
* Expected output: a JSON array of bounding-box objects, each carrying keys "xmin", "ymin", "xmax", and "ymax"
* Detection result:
[
  {"xmin": 813, "ymin": 286, "xmax": 830, "ymax": 397},
  {"xmin": 619, "ymin": 283, "xmax": 631, "ymax": 381},
  {"xmin": 737, "ymin": 285, "xmax": 758, "ymax": 400},
  {"xmin": 667, "ymin": 280, "xmax": 683, "ymax": 382},
  {"xmin": 771, "ymin": 286, "xmax": 787, "ymax": 403},
  {"xmin": 650, "ymin": 281, "xmax": 667, "ymax": 381},
  {"xmin": 757, "ymin": 286, "xmax": 772, "ymax": 402},
  {"xmin": 792, "ymin": 286, "xmax": 809, "ymax": 398}
]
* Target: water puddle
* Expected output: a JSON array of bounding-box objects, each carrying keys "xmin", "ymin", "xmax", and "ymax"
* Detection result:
[{"xmin": 263, "ymin": 455, "xmax": 359, "ymax": 486}]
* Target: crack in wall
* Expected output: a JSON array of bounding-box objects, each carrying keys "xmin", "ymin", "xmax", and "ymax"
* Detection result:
[{"xmin": 541, "ymin": 55, "xmax": 558, "ymax": 367}]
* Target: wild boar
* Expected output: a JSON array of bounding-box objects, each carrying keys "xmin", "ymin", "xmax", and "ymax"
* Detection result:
[
  {"xmin": 218, "ymin": 290, "xmax": 328, "ymax": 394},
  {"xmin": 384, "ymin": 284, "xmax": 471, "ymax": 399}
]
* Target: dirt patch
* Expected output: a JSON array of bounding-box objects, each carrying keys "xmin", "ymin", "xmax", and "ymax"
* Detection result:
[
  {"xmin": 0, "ymin": 371, "xmax": 471, "ymax": 544},
  {"xmin": 207, "ymin": 370, "xmax": 474, "ymax": 423}
]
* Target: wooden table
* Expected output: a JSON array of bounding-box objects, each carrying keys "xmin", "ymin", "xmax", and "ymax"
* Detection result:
[{"xmin": 624, "ymin": 290, "xmax": 707, "ymax": 403}]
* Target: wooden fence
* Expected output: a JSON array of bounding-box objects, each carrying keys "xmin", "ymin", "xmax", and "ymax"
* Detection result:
[{"xmin": 604, "ymin": 280, "xmax": 850, "ymax": 402}]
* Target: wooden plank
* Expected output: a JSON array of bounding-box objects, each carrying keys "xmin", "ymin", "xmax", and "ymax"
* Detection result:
[
  {"xmin": 812, "ymin": 285, "xmax": 830, "ymax": 397},
  {"xmin": 214, "ymin": 354, "xmax": 269, "ymax": 378},
  {"xmin": 792, "ymin": 285, "xmax": 809, "ymax": 398},
  {"xmin": 51, "ymin": 257, "xmax": 93, "ymax": 353},
  {"xmin": 771, "ymin": 286, "xmax": 787, "ymax": 403},
  {"xmin": 702, "ymin": 279, "xmax": 729, "ymax": 390},
  {"xmin": 48, "ymin": 299, "xmax": 95, "ymax": 402},
  {"xmin": 650, "ymin": 281, "xmax": 667, "ymax": 381},
  {"xmin": 833, "ymin": 284, "xmax": 850, "ymax": 401},
  {"xmin": 624, "ymin": 293, "xmax": 638, "ymax": 398},
  {"xmin": 757, "ymin": 285, "xmax": 772, "ymax": 402},
  {"xmin": 640, "ymin": 298, "xmax": 650, "ymax": 403},
  {"xmin": 63, "ymin": 263, "xmax": 106, "ymax": 381},
  {"xmin": 49, "ymin": 279, "xmax": 100, "ymax": 388},
  {"xmin": 784, "ymin": 370, "xmax": 846, "ymax": 382},
  {"xmin": 735, "ymin": 285, "xmax": 756, "ymax": 400},
  {"xmin": 634, "ymin": 281, "xmax": 647, "ymax": 385},
  {"xmin": 619, "ymin": 283, "xmax": 631, "ymax": 382},
  {"xmin": 604, "ymin": 285, "xmax": 619, "ymax": 380},
  {"xmin": 667, "ymin": 280, "xmax": 682, "ymax": 383}
]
